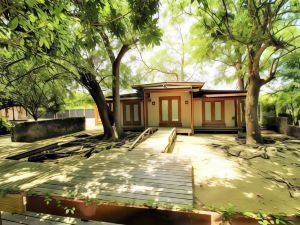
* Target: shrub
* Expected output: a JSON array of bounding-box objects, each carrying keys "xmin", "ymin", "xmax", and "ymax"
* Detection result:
[{"xmin": 0, "ymin": 117, "xmax": 13, "ymax": 135}]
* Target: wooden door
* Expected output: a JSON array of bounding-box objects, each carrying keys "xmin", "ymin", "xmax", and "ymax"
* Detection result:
[
  {"xmin": 159, "ymin": 96, "xmax": 182, "ymax": 127},
  {"xmin": 123, "ymin": 101, "xmax": 141, "ymax": 126},
  {"xmin": 202, "ymin": 100, "xmax": 225, "ymax": 127}
]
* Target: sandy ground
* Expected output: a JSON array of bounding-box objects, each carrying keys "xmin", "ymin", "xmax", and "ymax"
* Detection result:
[{"xmin": 172, "ymin": 131, "xmax": 300, "ymax": 216}]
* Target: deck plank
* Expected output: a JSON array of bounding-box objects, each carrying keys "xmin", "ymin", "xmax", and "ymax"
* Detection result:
[
  {"xmin": 133, "ymin": 128, "xmax": 176, "ymax": 153},
  {"xmin": 0, "ymin": 128, "xmax": 193, "ymax": 212}
]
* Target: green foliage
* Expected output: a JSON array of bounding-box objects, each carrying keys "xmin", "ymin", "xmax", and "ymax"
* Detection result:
[
  {"xmin": 44, "ymin": 192, "xmax": 52, "ymax": 205},
  {"xmin": 244, "ymin": 212, "xmax": 294, "ymax": 225},
  {"xmin": 215, "ymin": 205, "xmax": 237, "ymax": 224},
  {"xmin": 135, "ymin": 0, "xmax": 200, "ymax": 82},
  {"xmin": 186, "ymin": 0, "xmax": 300, "ymax": 91},
  {"xmin": 260, "ymin": 95, "xmax": 277, "ymax": 125},
  {"xmin": 261, "ymin": 51, "xmax": 300, "ymax": 125},
  {"xmin": 0, "ymin": 117, "xmax": 13, "ymax": 135},
  {"xmin": 277, "ymin": 52, "xmax": 300, "ymax": 82},
  {"xmin": 2, "ymin": 65, "xmax": 70, "ymax": 120},
  {"xmin": 273, "ymin": 84, "xmax": 300, "ymax": 125},
  {"xmin": 64, "ymin": 206, "xmax": 76, "ymax": 215},
  {"xmin": 64, "ymin": 92, "xmax": 95, "ymax": 109},
  {"xmin": 0, "ymin": 0, "xmax": 75, "ymax": 54},
  {"xmin": 0, "ymin": 0, "xmax": 162, "ymax": 126}
]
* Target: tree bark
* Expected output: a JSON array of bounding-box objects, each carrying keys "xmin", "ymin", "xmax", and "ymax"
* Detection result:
[
  {"xmin": 33, "ymin": 114, "xmax": 38, "ymax": 121},
  {"xmin": 246, "ymin": 48, "xmax": 263, "ymax": 144},
  {"xmin": 246, "ymin": 76, "xmax": 263, "ymax": 144},
  {"xmin": 12, "ymin": 107, "xmax": 15, "ymax": 120},
  {"xmin": 79, "ymin": 71, "xmax": 115, "ymax": 139},
  {"xmin": 99, "ymin": 30, "xmax": 131, "ymax": 139},
  {"xmin": 112, "ymin": 44, "xmax": 130, "ymax": 138}
]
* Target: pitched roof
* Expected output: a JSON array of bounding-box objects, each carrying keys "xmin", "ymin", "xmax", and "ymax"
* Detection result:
[
  {"xmin": 106, "ymin": 92, "xmax": 142, "ymax": 101},
  {"xmin": 194, "ymin": 89, "xmax": 247, "ymax": 98}
]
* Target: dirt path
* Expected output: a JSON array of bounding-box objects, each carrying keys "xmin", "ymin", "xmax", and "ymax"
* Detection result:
[{"xmin": 172, "ymin": 132, "xmax": 300, "ymax": 215}]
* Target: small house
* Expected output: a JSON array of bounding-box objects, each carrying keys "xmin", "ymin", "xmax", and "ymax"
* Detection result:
[{"xmin": 106, "ymin": 82, "xmax": 246, "ymax": 134}]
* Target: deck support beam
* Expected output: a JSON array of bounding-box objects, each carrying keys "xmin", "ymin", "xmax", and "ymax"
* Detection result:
[
  {"xmin": 26, "ymin": 195, "xmax": 213, "ymax": 225},
  {"xmin": 0, "ymin": 194, "xmax": 25, "ymax": 214}
]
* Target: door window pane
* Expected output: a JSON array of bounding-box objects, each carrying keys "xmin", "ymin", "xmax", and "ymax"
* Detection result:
[
  {"xmin": 205, "ymin": 102, "xmax": 211, "ymax": 121},
  {"xmin": 133, "ymin": 104, "xmax": 139, "ymax": 122},
  {"xmin": 162, "ymin": 100, "xmax": 169, "ymax": 121},
  {"xmin": 215, "ymin": 102, "xmax": 222, "ymax": 120},
  {"xmin": 125, "ymin": 105, "xmax": 130, "ymax": 122},
  {"xmin": 171, "ymin": 99, "xmax": 179, "ymax": 121}
]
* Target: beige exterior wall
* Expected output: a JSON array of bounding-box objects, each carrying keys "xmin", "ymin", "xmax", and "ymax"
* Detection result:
[
  {"xmin": 147, "ymin": 91, "xmax": 192, "ymax": 127},
  {"xmin": 120, "ymin": 101, "xmax": 144, "ymax": 127},
  {"xmin": 117, "ymin": 96, "xmax": 238, "ymax": 129},
  {"xmin": 224, "ymin": 100, "xmax": 236, "ymax": 127},
  {"xmin": 0, "ymin": 107, "xmax": 27, "ymax": 120},
  {"xmin": 193, "ymin": 100, "xmax": 202, "ymax": 126}
]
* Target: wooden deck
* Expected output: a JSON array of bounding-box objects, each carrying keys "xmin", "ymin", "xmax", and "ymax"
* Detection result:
[
  {"xmin": 0, "ymin": 154, "xmax": 192, "ymax": 209},
  {"xmin": 176, "ymin": 128, "xmax": 193, "ymax": 135},
  {"xmin": 194, "ymin": 126, "xmax": 242, "ymax": 132},
  {"xmin": 0, "ymin": 211, "xmax": 121, "ymax": 225},
  {"xmin": 133, "ymin": 128, "xmax": 176, "ymax": 153},
  {"xmin": 0, "ymin": 128, "xmax": 193, "ymax": 217}
]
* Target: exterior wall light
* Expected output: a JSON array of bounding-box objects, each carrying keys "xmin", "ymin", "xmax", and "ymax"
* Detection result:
[
  {"xmin": 152, "ymin": 101, "xmax": 155, "ymax": 105},
  {"xmin": 185, "ymin": 100, "xmax": 189, "ymax": 104}
]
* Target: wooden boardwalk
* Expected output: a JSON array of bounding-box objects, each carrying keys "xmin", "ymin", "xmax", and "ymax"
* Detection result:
[
  {"xmin": 1, "ymin": 211, "xmax": 121, "ymax": 225},
  {"xmin": 133, "ymin": 128, "xmax": 176, "ymax": 153},
  {"xmin": 0, "ymin": 128, "xmax": 193, "ymax": 216}
]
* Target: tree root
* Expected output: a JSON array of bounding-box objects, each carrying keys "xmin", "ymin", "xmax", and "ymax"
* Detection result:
[
  {"xmin": 260, "ymin": 172, "xmax": 300, "ymax": 198},
  {"xmin": 212, "ymin": 144, "xmax": 270, "ymax": 160}
]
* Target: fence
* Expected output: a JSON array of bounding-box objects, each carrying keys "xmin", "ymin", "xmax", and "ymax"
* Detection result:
[
  {"xmin": 40, "ymin": 109, "xmax": 95, "ymax": 119},
  {"xmin": 264, "ymin": 116, "xmax": 300, "ymax": 138}
]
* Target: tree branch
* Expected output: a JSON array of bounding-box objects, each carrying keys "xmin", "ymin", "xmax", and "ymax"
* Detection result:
[
  {"xmin": 135, "ymin": 45, "xmax": 180, "ymax": 77},
  {"xmin": 6, "ymin": 64, "xmax": 46, "ymax": 86},
  {"xmin": 98, "ymin": 29, "xmax": 116, "ymax": 64}
]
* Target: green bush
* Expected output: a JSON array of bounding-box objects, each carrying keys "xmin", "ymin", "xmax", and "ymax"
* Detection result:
[{"xmin": 0, "ymin": 117, "xmax": 13, "ymax": 135}]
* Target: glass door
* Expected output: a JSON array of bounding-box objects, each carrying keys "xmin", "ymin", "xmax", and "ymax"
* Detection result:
[
  {"xmin": 203, "ymin": 100, "xmax": 225, "ymax": 126},
  {"xmin": 159, "ymin": 96, "xmax": 181, "ymax": 126},
  {"xmin": 123, "ymin": 101, "xmax": 141, "ymax": 125}
]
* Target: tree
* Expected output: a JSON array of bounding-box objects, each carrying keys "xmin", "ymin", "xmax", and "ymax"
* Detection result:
[
  {"xmin": 184, "ymin": 0, "xmax": 300, "ymax": 144},
  {"xmin": 190, "ymin": 23, "xmax": 249, "ymax": 126},
  {"xmin": 88, "ymin": 0, "xmax": 162, "ymax": 138},
  {"xmin": 0, "ymin": 0, "xmax": 161, "ymax": 139},
  {"xmin": 266, "ymin": 51, "xmax": 300, "ymax": 125},
  {"xmin": 0, "ymin": 91, "xmax": 16, "ymax": 110},
  {"xmin": 0, "ymin": 58, "xmax": 69, "ymax": 120},
  {"xmin": 136, "ymin": 17, "xmax": 195, "ymax": 81},
  {"xmin": 0, "ymin": 0, "xmax": 117, "ymax": 138},
  {"xmin": 275, "ymin": 85, "xmax": 300, "ymax": 125}
]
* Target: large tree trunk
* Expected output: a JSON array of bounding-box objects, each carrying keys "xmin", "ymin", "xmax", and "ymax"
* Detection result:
[
  {"xmin": 80, "ymin": 72, "xmax": 115, "ymax": 139},
  {"xmin": 246, "ymin": 75, "xmax": 263, "ymax": 144},
  {"xmin": 112, "ymin": 45, "xmax": 130, "ymax": 139},
  {"xmin": 99, "ymin": 30, "xmax": 130, "ymax": 139}
]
